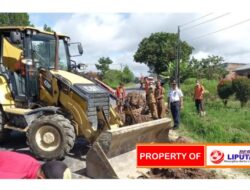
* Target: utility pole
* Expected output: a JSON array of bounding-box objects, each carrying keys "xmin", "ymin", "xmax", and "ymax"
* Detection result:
[{"xmin": 176, "ymin": 25, "xmax": 181, "ymax": 87}]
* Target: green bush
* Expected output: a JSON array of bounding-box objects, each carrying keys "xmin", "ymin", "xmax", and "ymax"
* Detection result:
[
  {"xmin": 232, "ymin": 78, "xmax": 250, "ymax": 107},
  {"xmin": 217, "ymin": 80, "xmax": 234, "ymax": 106},
  {"xmin": 103, "ymin": 70, "xmax": 123, "ymax": 88},
  {"xmin": 122, "ymin": 65, "xmax": 135, "ymax": 83}
]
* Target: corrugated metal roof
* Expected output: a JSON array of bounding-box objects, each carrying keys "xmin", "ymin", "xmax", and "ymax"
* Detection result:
[{"xmin": 234, "ymin": 64, "xmax": 250, "ymax": 71}]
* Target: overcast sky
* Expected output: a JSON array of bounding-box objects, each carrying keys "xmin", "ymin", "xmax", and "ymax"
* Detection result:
[{"xmin": 29, "ymin": 13, "xmax": 250, "ymax": 76}]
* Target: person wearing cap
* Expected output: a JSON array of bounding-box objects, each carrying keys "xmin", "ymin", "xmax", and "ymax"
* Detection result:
[
  {"xmin": 148, "ymin": 84, "xmax": 158, "ymax": 119},
  {"xmin": 168, "ymin": 80, "xmax": 184, "ymax": 129},
  {"xmin": 154, "ymin": 80, "xmax": 166, "ymax": 118},
  {"xmin": 116, "ymin": 82, "xmax": 126, "ymax": 113},
  {"xmin": 0, "ymin": 151, "xmax": 71, "ymax": 179},
  {"xmin": 194, "ymin": 80, "xmax": 206, "ymax": 116}
]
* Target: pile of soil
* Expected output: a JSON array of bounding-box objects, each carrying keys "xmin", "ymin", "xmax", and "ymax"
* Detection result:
[
  {"xmin": 128, "ymin": 107, "xmax": 152, "ymax": 123},
  {"xmin": 122, "ymin": 92, "xmax": 152, "ymax": 124},
  {"xmin": 125, "ymin": 92, "xmax": 146, "ymax": 109},
  {"xmin": 147, "ymin": 168, "xmax": 218, "ymax": 179}
]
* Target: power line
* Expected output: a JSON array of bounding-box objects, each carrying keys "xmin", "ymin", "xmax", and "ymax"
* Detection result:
[
  {"xmin": 182, "ymin": 13, "xmax": 230, "ymax": 31},
  {"xmin": 180, "ymin": 12, "xmax": 213, "ymax": 27},
  {"xmin": 175, "ymin": 13, "xmax": 213, "ymax": 85},
  {"xmin": 189, "ymin": 19, "xmax": 250, "ymax": 41}
]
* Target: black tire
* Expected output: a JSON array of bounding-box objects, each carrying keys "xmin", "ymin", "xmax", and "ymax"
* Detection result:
[
  {"xmin": 26, "ymin": 114, "xmax": 76, "ymax": 160},
  {"xmin": 0, "ymin": 109, "xmax": 10, "ymax": 143}
]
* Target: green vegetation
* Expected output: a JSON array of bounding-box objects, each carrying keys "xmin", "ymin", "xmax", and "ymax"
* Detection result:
[
  {"xmin": 43, "ymin": 24, "xmax": 53, "ymax": 32},
  {"xmin": 217, "ymin": 80, "xmax": 234, "ymax": 106},
  {"xmin": 95, "ymin": 57, "xmax": 113, "ymax": 77},
  {"xmin": 217, "ymin": 77, "xmax": 250, "ymax": 107},
  {"xmin": 122, "ymin": 65, "xmax": 135, "ymax": 83},
  {"xmin": 177, "ymin": 78, "xmax": 250, "ymax": 143},
  {"xmin": 232, "ymin": 77, "xmax": 250, "ymax": 107},
  {"xmin": 103, "ymin": 68, "xmax": 135, "ymax": 89},
  {"xmin": 188, "ymin": 55, "xmax": 228, "ymax": 80},
  {"xmin": 134, "ymin": 32, "xmax": 193, "ymax": 75},
  {"xmin": 96, "ymin": 57, "xmax": 135, "ymax": 88},
  {"xmin": 0, "ymin": 13, "xmax": 31, "ymax": 26},
  {"xmin": 102, "ymin": 69, "xmax": 122, "ymax": 88}
]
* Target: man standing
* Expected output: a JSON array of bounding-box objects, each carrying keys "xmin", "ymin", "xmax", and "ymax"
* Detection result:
[
  {"xmin": 168, "ymin": 80, "xmax": 183, "ymax": 129},
  {"xmin": 144, "ymin": 77, "xmax": 150, "ymax": 105},
  {"xmin": 148, "ymin": 84, "xmax": 158, "ymax": 119},
  {"xmin": 0, "ymin": 151, "xmax": 71, "ymax": 179},
  {"xmin": 194, "ymin": 80, "xmax": 205, "ymax": 116},
  {"xmin": 116, "ymin": 82, "xmax": 126, "ymax": 113},
  {"xmin": 154, "ymin": 80, "xmax": 166, "ymax": 118}
]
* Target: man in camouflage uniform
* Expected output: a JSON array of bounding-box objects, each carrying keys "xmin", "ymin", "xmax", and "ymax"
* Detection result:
[
  {"xmin": 154, "ymin": 80, "xmax": 166, "ymax": 118},
  {"xmin": 148, "ymin": 84, "xmax": 158, "ymax": 119}
]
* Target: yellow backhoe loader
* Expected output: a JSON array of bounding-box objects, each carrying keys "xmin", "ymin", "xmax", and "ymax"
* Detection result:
[{"xmin": 0, "ymin": 27, "xmax": 171, "ymax": 178}]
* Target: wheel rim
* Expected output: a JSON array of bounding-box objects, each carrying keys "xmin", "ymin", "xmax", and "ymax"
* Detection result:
[{"xmin": 35, "ymin": 125, "xmax": 61, "ymax": 152}]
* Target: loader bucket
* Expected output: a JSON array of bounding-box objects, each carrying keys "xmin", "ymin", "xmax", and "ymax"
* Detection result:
[{"xmin": 86, "ymin": 118, "xmax": 171, "ymax": 178}]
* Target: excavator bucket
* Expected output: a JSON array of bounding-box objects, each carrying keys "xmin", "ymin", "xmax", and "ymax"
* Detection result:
[{"xmin": 86, "ymin": 118, "xmax": 172, "ymax": 178}]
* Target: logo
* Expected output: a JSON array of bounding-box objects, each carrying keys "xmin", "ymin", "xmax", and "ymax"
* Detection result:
[{"xmin": 210, "ymin": 150, "xmax": 224, "ymax": 164}]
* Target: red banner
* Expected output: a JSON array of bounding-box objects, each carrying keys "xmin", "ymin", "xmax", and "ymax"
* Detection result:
[{"xmin": 137, "ymin": 144, "xmax": 205, "ymax": 168}]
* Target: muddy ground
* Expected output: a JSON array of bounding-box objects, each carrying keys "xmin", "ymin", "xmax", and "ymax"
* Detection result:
[{"xmin": 147, "ymin": 168, "xmax": 219, "ymax": 179}]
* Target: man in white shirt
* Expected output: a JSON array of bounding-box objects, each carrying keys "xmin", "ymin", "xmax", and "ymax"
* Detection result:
[{"xmin": 167, "ymin": 80, "xmax": 184, "ymax": 129}]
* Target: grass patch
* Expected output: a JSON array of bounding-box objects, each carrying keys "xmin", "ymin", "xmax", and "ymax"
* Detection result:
[{"xmin": 180, "ymin": 95, "xmax": 250, "ymax": 143}]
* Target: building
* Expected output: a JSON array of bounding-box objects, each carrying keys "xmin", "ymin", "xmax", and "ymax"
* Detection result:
[
  {"xmin": 222, "ymin": 62, "xmax": 247, "ymax": 80},
  {"xmin": 234, "ymin": 64, "xmax": 250, "ymax": 78}
]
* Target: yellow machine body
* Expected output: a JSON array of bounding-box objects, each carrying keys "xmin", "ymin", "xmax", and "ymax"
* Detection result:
[{"xmin": 0, "ymin": 26, "xmax": 171, "ymax": 178}]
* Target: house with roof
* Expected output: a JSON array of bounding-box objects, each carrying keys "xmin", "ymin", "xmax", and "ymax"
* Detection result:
[
  {"xmin": 234, "ymin": 64, "xmax": 250, "ymax": 78},
  {"xmin": 222, "ymin": 62, "xmax": 247, "ymax": 80}
]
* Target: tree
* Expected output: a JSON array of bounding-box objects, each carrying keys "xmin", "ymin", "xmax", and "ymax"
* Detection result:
[
  {"xmin": 43, "ymin": 24, "xmax": 53, "ymax": 32},
  {"xmin": 232, "ymin": 77, "xmax": 250, "ymax": 107},
  {"xmin": 0, "ymin": 13, "xmax": 31, "ymax": 26},
  {"xmin": 189, "ymin": 55, "xmax": 228, "ymax": 80},
  {"xmin": 103, "ymin": 69, "xmax": 123, "ymax": 88},
  {"xmin": 217, "ymin": 80, "xmax": 234, "ymax": 106},
  {"xmin": 134, "ymin": 32, "xmax": 193, "ymax": 75},
  {"xmin": 122, "ymin": 65, "xmax": 135, "ymax": 83},
  {"xmin": 95, "ymin": 57, "xmax": 113, "ymax": 77}
]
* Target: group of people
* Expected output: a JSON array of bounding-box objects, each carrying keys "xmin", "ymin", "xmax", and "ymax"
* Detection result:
[
  {"xmin": 144, "ymin": 77, "xmax": 166, "ymax": 119},
  {"xmin": 115, "ymin": 78, "xmax": 206, "ymax": 130},
  {"xmin": 115, "ymin": 78, "xmax": 166, "ymax": 120}
]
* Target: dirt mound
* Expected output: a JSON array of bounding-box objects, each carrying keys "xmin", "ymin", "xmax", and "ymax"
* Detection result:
[
  {"xmin": 120, "ymin": 92, "xmax": 152, "ymax": 124},
  {"xmin": 147, "ymin": 168, "xmax": 218, "ymax": 179},
  {"xmin": 129, "ymin": 108, "xmax": 152, "ymax": 123},
  {"xmin": 125, "ymin": 92, "xmax": 146, "ymax": 109}
]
